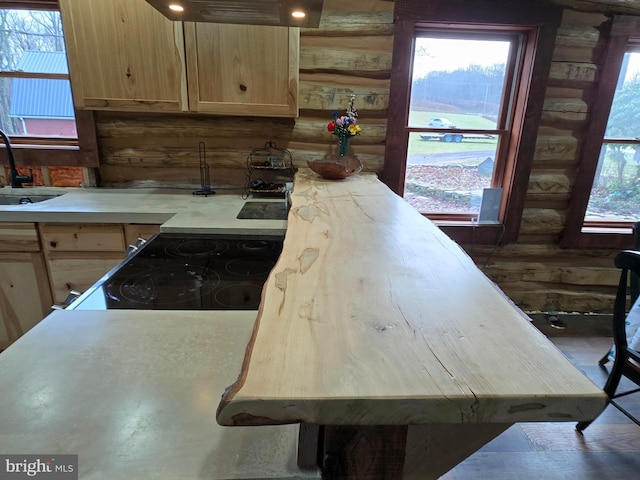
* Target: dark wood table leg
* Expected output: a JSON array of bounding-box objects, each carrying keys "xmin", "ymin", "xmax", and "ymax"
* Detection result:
[
  {"xmin": 298, "ymin": 422, "xmax": 324, "ymax": 468},
  {"xmin": 322, "ymin": 425, "xmax": 408, "ymax": 480}
]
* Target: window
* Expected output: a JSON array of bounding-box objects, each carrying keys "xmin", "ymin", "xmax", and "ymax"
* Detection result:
[
  {"xmin": 587, "ymin": 46, "xmax": 640, "ymax": 222},
  {"xmin": 0, "ymin": 1, "xmax": 98, "ymax": 169},
  {"xmin": 382, "ymin": 1, "xmax": 562, "ymax": 244},
  {"xmin": 564, "ymin": 16, "xmax": 640, "ymax": 249},
  {"xmin": 0, "ymin": 8, "xmax": 76, "ymax": 139},
  {"xmin": 405, "ymin": 34, "xmax": 514, "ymax": 217}
]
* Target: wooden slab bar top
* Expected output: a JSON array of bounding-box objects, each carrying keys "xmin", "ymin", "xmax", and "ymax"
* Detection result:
[{"xmin": 216, "ymin": 172, "xmax": 606, "ymax": 427}]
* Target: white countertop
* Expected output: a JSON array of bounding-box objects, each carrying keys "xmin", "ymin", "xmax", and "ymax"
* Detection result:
[
  {"xmin": 0, "ymin": 186, "xmax": 294, "ymax": 478},
  {"xmin": 0, "ymin": 310, "xmax": 319, "ymax": 480},
  {"xmin": 0, "ymin": 186, "xmax": 287, "ymax": 235}
]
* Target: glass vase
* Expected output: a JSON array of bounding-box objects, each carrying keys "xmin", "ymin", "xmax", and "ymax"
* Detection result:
[{"xmin": 337, "ymin": 135, "xmax": 350, "ymax": 158}]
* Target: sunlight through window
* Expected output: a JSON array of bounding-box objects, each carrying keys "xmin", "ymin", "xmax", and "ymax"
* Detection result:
[{"xmin": 404, "ymin": 36, "xmax": 512, "ymax": 216}]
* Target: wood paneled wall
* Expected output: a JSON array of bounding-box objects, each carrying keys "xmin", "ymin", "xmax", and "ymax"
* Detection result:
[{"xmin": 45, "ymin": 0, "xmax": 636, "ymax": 314}]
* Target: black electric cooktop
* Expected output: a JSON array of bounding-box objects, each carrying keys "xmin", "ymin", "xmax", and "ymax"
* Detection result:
[{"xmin": 71, "ymin": 233, "xmax": 284, "ymax": 311}]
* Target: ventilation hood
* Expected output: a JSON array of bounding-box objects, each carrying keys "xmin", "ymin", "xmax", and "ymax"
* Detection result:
[{"xmin": 145, "ymin": 0, "xmax": 323, "ymax": 27}]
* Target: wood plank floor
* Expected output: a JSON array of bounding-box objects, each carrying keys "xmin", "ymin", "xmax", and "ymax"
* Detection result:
[{"xmin": 442, "ymin": 335, "xmax": 640, "ymax": 480}]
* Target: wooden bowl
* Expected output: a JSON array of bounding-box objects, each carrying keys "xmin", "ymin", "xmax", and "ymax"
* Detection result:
[{"xmin": 307, "ymin": 157, "xmax": 363, "ymax": 180}]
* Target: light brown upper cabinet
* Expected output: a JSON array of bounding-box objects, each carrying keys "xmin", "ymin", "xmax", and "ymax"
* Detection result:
[
  {"xmin": 59, "ymin": 0, "xmax": 299, "ymax": 117},
  {"xmin": 184, "ymin": 23, "xmax": 299, "ymax": 117},
  {"xmin": 59, "ymin": 0, "xmax": 188, "ymax": 113}
]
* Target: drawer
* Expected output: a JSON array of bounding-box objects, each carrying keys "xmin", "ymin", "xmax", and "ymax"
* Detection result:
[
  {"xmin": 45, "ymin": 251, "xmax": 125, "ymax": 303},
  {"xmin": 0, "ymin": 223, "xmax": 40, "ymax": 252},
  {"xmin": 40, "ymin": 224, "xmax": 125, "ymax": 252}
]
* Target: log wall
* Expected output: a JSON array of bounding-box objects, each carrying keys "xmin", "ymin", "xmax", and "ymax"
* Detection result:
[
  {"xmin": 20, "ymin": 0, "xmax": 640, "ymax": 314},
  {"xmin": 463, "ymin": 8, "xmax": 622, "ymax": 315}
]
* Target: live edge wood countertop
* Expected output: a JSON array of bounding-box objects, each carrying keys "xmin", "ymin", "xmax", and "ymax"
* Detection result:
[{"xmin": 216, "ymin": 171, "xmax": 607, "ymax": 428}]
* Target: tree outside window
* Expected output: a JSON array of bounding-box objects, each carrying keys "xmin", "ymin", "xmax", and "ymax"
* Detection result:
[
  {"xmin": 0, "ymin": 8, "xmax": 76, "ymax": 139},
  {"xmin": 586, "ymin": 49, "xmax": 640, "ymax": 222},
  {"xmin": 563, "ymin": 18, "xmax": 640, "ymax": 249}
]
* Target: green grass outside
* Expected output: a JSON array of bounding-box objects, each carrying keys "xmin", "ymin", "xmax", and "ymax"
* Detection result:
[
  {"xmin": 409, "ymin": 111, "xmax": 496, "ymax": 129},
  {"xmin": 408, "ymin": 133, "xmax": 498, "ymax": 159},
  {"xmin": 407, "ymin": 111, "xmax": 499, "ymax": 157}
]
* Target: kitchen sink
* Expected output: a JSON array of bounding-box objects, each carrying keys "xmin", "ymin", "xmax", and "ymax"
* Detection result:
[{"xmin": 0, "ymin": 193, "xmax": 65, "ymax": 205}]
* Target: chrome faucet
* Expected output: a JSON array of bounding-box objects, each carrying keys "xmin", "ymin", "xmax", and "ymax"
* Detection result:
[{"xmin": 0, "ymin": 129, "xmax": 33, "ymax": 188}]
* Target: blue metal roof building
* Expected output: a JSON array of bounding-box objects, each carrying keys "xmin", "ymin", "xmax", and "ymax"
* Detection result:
[{"xmin": 9, "ymin": 50, "xmax": 74, "ymax": 119}]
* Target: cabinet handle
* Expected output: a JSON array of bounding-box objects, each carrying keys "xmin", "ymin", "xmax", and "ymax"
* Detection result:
[
  {"xmin": 64, "ymin": 291, "xmax": 82, "ymax": 307},
  {"xmin": 126, "ymin": 237, "xmax": 148, "ymax": 257}
]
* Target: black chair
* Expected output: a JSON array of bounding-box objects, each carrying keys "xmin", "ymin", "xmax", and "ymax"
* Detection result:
[
  {"xmin": 598, "ymin": 221, "xmax": 640, "ymax": 366},
  {"xmin": 577, "ymin": 249, "xmax": 640, "ymax": 432}
]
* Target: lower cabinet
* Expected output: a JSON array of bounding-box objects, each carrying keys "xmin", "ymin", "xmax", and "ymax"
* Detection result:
[
  {"xmin": 40, "ymin": 223, "xmax": 160, "ymax": 305},
  {"xmin": 40, "ymin": 223, "xmax": 126, "ymax": 304},
  {"xmin": 0, "ymin": 253, "xmax": 53, "ymax": 350},
  {"xmin": 0, "ymin": 224, "xmax": 53, "ymax": 349},
  {"xmin": 45, "ymin": 251, "xmax": 126, "ymax": 304},
  {"xmin": 0, "ymin": 222, "xmax": 162, "ymax": 347}
]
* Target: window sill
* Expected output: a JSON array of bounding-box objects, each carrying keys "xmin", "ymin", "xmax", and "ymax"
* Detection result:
[
  {"xmin": 9, "ymin": 136, "xmax": 78, "ymax": 148},
  {"xmin": 434, "ymin": 220, "xmax": 506, "ymax": 245},
  {"xmin": 562, "ymin": 226, "xmax": 637, "ymax": 249},
  {"xmin": 9, "ymin": 143, "xmax": 78, "ymax": 151},
  {"xmin": 1, "ymin": 111, "xmax": 99, "ymax": 168},
  {"xmin": 1, "ymin": 143, "xmax": 98, "ymax": 168},
  {"xmin": 582, "ymin": 225, "xmax": 634, "ymax": 235}
]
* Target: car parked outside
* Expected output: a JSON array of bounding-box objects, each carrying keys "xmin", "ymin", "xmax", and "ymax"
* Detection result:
[{"xmin": 428, "ymin": 117, "xmax": 456, "ymax": 128}]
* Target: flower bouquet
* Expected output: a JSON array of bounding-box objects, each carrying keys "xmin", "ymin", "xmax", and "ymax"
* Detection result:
[
  {"xmin": 308, "ymin": 95, "xmax": 364, "ymax": 180},
  {"xmin": 327, "ymin": 95, "xmax": 362, "ymax": 158}
]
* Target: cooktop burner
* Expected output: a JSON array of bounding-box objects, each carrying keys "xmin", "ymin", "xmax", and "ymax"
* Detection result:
[
  {"xmin": 115, "ymin": 265, "xmax": 221, "ymax": 305},
  {"xmin": 214, "ymin": 283, "xmax": 263, "ymax": 309},
  {"xmin": 238, "ymin": 239, "xmax": 275, "ymax": 252},
  {"xmin": 225, "ymin": 257, "xmax": 276, "ymax": 276},
  {"xmin": 167, "ymin": 238, "xmax": 229, "ymax": 257},
  {"xmin": 71, "ymin": 233, "xmax": 283, "ymax": 311}
]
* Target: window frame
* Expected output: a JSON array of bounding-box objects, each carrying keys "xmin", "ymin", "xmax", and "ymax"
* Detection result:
[
  {"xmin": 0, "ymin": 0, "xmax": 98, "ymax": 169},
  {"xmin": 381, "ymin": 0, "xmax": 562, "ymax": 245},
  {"xmin": 562, "ymin": 16, "xmax": 640, "ymax": 249},
  {"xmin": 405, "ymin": 29, "xmax": 522, "ymax": 221}
]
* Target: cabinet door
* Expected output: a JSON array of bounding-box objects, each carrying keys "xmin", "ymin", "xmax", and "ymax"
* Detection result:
[
  {"xmin": 185, "ymin": 23, "xmax": 299, "ymax": 117},
  {"xmin": 0, "ymin": 253, "xmax": 53, "ymax": 349},
  {"xmin": 40, "ymin": 224, "xmax": 126, "ymax": 303},
  {"xmin": 59, "ymin": 0, "xmax": 188, "ymax": 112},
  {"xmin": 46, "ymin": 252, "xmax": 124, "ymax": 304}
]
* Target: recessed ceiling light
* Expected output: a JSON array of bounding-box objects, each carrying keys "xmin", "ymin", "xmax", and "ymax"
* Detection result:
[
  {"xmin": 291, "ymin": 11, "xmax": 306, "ymax": 19},
  {"xmin": 169, "ymin": 4, "xmax": 185, "ymax": 12}
]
